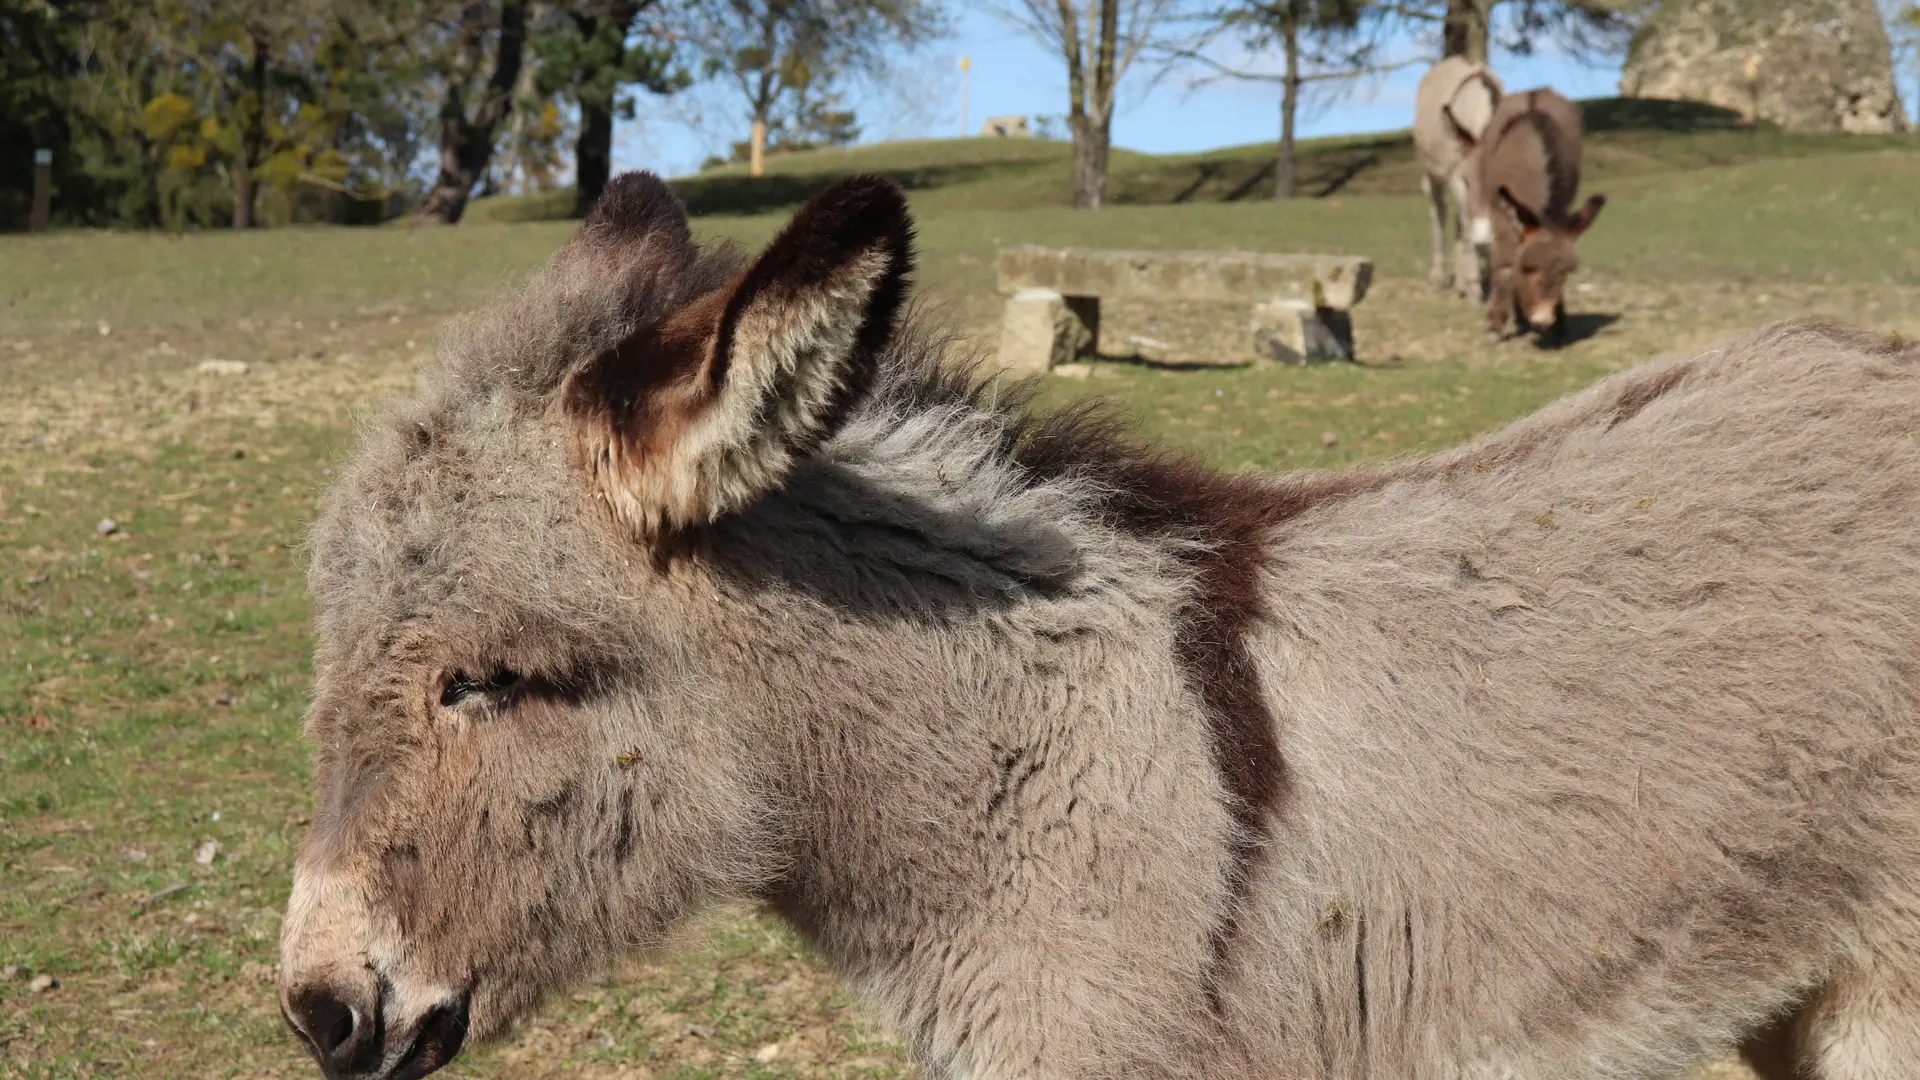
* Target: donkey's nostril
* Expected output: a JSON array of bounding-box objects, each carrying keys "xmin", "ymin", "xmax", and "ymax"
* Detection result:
[
  {"xmin": 317, "ymin": 999, "xmax": 355, "ymax": 1054},
  {"xmin": 392, "ymin": 993, "xmax": 471, "ymax": 1080},
  {"xmin": 286, "ymin": 985, "xmax": 381, "ymax": 1075}
]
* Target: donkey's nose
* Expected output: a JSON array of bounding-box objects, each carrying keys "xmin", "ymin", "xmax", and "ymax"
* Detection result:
[{"xmin": 284, "ymin": 983, "xmax": 382, "ymax": 1077}]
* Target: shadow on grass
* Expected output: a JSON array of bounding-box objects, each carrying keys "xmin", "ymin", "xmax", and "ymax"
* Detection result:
[
  {"xmin": 1113, "ymin": 135, "xmax": 1410, "ymax": 205},
  {"xmin": 1538, "ymin": 311, "xmax": 1621, "ymax": 349},
  {"xmin": 1580, "ymin": 98, "xmax": 1749, "ymax": 133},
  {"xmin": 672, "ymin": 160, "xmax": 1041, "ymax": 216},
  {"xmin": 1313, "ymin": 150, "xmax": 1388, "ymax": 196},
  {"xmin": 1091, "ymin": 348, "xmax": 1251, "ymax": 370}
]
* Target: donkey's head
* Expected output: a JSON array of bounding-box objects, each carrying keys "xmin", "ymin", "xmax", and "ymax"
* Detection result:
[
  {"xmin": 1499, "ymin": 185, "xmax": 1605, "ymax": 332},
  {"xmin": 277, "ymin": 173, "xmax": 914, "ymax": 1080}
]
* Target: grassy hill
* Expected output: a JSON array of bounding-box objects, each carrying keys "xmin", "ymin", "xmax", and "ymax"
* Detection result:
[
  {"xmin": 10, "ymin": 108, "xmax": 1918, "ymax": 349},
  {"xmin": 470, "ymin": 97, "xmax": 1917, "ymax": 221},
  {"xmin": 5, "ymin": 97, "xmax": 1920, "ymax": 1080}
]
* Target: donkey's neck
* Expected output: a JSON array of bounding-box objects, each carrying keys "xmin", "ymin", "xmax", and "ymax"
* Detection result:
[{"xmin": 694, "ymin": 443, "xmax": 1247, "ymax": 1075}]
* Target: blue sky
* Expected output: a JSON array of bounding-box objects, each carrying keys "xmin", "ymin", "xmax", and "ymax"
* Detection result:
[{"xmin": 613, "ymin": 9, "xmax": 1631, "ymax": 178}]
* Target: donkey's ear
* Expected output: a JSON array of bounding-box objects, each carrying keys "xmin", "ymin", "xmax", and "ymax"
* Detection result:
[
  {"xmin": 1566, "ymin": 193, "xmax": 1606, "ymax": 236},
  {"xmin": 1497, "ymin": 186, "xmax": 1541, "ymax": 233},
  {"xmin": 571, "ymin": 171, "xmax": 692, "ymax": 252},
  {"xmin": 1441, "ymin": 104, "xmax": 1477, "ymax": 153},
  {"xmin": 564, "ymin": 175, "xmax": 914, "ymax": 535}
]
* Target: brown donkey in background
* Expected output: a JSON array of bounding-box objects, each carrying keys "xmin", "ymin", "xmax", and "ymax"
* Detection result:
[
  {"xmin": 279, "ymin": 173, "xmax": 1920, "ymax": 1080},
  {"xmin": 1476, "ymin": 87, "xmax": 1606, "ymax": 341}
]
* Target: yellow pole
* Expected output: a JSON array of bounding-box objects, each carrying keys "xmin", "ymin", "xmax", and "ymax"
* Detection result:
[
  {"xmin": 959, "ymin": 56, "xmax": 972, "ymax": 137},
  {"xmin": 750, "ymin": 118, "xmax": 767, "ymax": 177}
]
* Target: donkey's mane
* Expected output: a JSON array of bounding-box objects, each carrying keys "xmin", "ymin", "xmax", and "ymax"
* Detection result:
[
  {"xmin": 851, "ymin": 318, "xmax": 1408, "ymax": 998},
  {"xmin": 1497, "ymin": 94, "xmax": 1580, "ymax": 221}
]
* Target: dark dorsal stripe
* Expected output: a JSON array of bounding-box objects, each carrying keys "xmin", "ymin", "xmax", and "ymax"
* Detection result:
[{"xmin": 1011, "ymin": 399, "xmax": 1388, "ymax": 1009}]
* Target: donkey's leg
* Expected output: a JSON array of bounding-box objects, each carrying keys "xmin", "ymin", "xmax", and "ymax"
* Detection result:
[
  {"xmin": 1794, "ymin": 966, "xmax": 1920, "ymax": 1078},
  {"xmin": 1748, "ymin": 905, "xmax": 1920, "ymax": 1080},
  {"xmin": 1452, "ymin": 231, "xmax": 1482, "ymax": 302},
  {"xmin": 1423, "ymin": 174, "xmax": 1451, "ymax": 290},
  {"xmin": 1736, "ymin": 1003, "xmax": 1805, "ymax": 1080},
  {"xmin": 1485, "ymin": 266, "xmax": 1516, "ymax": 342}
]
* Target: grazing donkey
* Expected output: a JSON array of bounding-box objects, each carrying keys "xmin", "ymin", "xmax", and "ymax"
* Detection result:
[
  {"xmin": 279, "ymin": 172, "xmax": 1920, "ymax": 1080},
  {"xmin": 1476, "ymin": 87, "xmax": 1606, "ymax": 341},
  {"xmin": 1414, "ymin": 57, "xmax": 1504, "ymax": 297}
]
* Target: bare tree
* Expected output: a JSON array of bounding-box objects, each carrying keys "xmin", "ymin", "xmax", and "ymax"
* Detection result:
[
  {"xmin": 678, "ymin": 0, "xmax": 942, "ymax": 178},
  {"xmin": 1382, "ymin": 0, "xmax": 1636, "ymax": 64},
  {"xmin": 1164, "ymin": 0, "xmax": 1400, "ymax": 197},
  {"xmin": 988, "ymin": 0, "xmax": 1179, "ymax": 207}
]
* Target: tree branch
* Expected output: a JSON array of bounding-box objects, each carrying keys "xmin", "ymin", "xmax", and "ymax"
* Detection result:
[{"xmin": 1161, "ymin": 41, "xmax": 1418, "ymax": 86}]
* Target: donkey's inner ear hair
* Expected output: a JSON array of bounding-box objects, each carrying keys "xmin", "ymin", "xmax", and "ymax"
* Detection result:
[{"xmin": 563, "ymin": 175, "xmax": 917, "ymax": 537}]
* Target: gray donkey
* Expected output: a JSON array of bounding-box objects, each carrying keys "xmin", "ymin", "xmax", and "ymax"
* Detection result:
[
  {"xmin": 279, "ymin": 173, "xmax": 1920, "ymax": 1080},
  {"xmin": 1415, "ymin": 56, "xmax": 1504, "ymax": 298}
]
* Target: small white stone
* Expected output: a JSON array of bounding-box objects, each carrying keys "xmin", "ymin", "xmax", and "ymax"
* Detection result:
[
  {"xmin": 196, "ymin": 359, "xmax": 249, "ymax": 376},
  {"xmin": 193, "ymin": 840, "xmax": 219, "ymax": 865},
  {"xmin": 28, "ymin": 974, "xmax": 56, "ymax": 993},
  {"xmin": 754, "ymin": 1043, "xmax": 783, "ymax": 1063},
  {"xmin": 95, "ymin": 518, "xmax": 118, "ymax": 536}
]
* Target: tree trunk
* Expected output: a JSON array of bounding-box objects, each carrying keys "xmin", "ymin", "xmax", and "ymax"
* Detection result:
[
  {"xmin": 1069, "ymin": 112, "xmax": 1109, "ymax": 208},
  {"xmin": 1443, "ymin": 0, "xmax": 1492, "ymax": 64},
  {"xmin": 570, "ymin": 0, "xmax": 644, "ymax": 218},
  {"xmin": 750, "ymin": 117, "xmax": 767, "ymax": 177},
  {"xmin": 233, "ymin": 162, "xmax": 256, "ymax": 230},
  {"xmin": 1276, "ymin": 20, "xmax": 1299, "ymax": 199},
  {"xmin": 1066, "ymin": 0, "xmax": 1120, "ymax": 209},
  {"xmin": 234, "ymin": 35, "xmax": 268, "ymax": 229},
  {"xmin": 575, "ymin": 96, "xmax": 614, "ymax": 216},
  {"xmin": 416, "ymin": 0, "xmax": 530, "ymax": 225}
]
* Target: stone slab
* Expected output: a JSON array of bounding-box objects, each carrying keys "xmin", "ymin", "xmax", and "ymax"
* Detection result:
[{"xmin": 997, "ymin": 247, "xmax": 1373, "ymax": 310}]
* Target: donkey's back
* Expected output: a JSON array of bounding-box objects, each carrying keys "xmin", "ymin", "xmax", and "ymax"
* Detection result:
[
  {"xmin": 1481, "ymin": 87, "xmax": 1585, "ymax": 223},
  {"xmin": 1237, "ymin": 319, "xmax": 1920, "ymax": 1080}
]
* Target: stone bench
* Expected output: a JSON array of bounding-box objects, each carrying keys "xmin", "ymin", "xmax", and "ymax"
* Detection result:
[{"xmin": 993, "ymin": 246, "xmax": 1373, "ymax": 374}]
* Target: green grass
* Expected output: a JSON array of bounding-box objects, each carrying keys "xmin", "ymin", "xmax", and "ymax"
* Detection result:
[
  {"xmin": 12, "ymin": 117, "xmax": 1920, "ymax": 344},
  {"xmin": 467, "ymin": 96, "xmax": 1916, "ymax": 219},
  {"xmin": 5, "ymin": 114, "xmax": 1912, "ymax": 1077}
]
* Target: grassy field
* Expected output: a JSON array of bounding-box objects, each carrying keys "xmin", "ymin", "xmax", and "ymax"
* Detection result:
[{"xmin": 4, "ymin": 120, "xmax": 1918, "ymax": 1079}]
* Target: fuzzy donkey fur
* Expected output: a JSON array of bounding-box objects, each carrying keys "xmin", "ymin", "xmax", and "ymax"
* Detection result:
[{"xmin": 278, "ymin": 172, "xmax": 1920, "ymax": 1080}]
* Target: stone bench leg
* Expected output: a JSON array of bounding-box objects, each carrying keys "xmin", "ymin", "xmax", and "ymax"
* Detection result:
[
  {"xmin": 996, "ymin": 288, "xmax": 1096, "ymax": 375},
  {"xmin": 1251, "ymin": 300, "xmax": 1354, "ymax": 364}
]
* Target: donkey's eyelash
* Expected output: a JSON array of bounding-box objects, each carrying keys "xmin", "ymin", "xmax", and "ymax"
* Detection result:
[{"xmin": 439, "ymin": 669, "xmax": 523, "ymax": 709}]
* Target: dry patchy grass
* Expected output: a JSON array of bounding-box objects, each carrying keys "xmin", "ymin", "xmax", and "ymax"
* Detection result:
[{"xmin": 10, "ymin": 182, "xmax": 1908, "ymax": 1076}]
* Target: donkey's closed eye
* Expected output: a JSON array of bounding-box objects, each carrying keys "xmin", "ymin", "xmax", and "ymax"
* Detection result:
[{"xmin": 439, "ymin": 670, "xmax": 523, "ymax": 709}]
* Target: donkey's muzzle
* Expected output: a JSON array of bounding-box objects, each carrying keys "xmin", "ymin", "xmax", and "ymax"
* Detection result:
[
  {"xmin": 285, "ymin": 982, "xmax": 383, "ymax": 1078},
  {"xmin": 283, "ymin": 980, "xmax": 469, "ymax": 1080}
]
